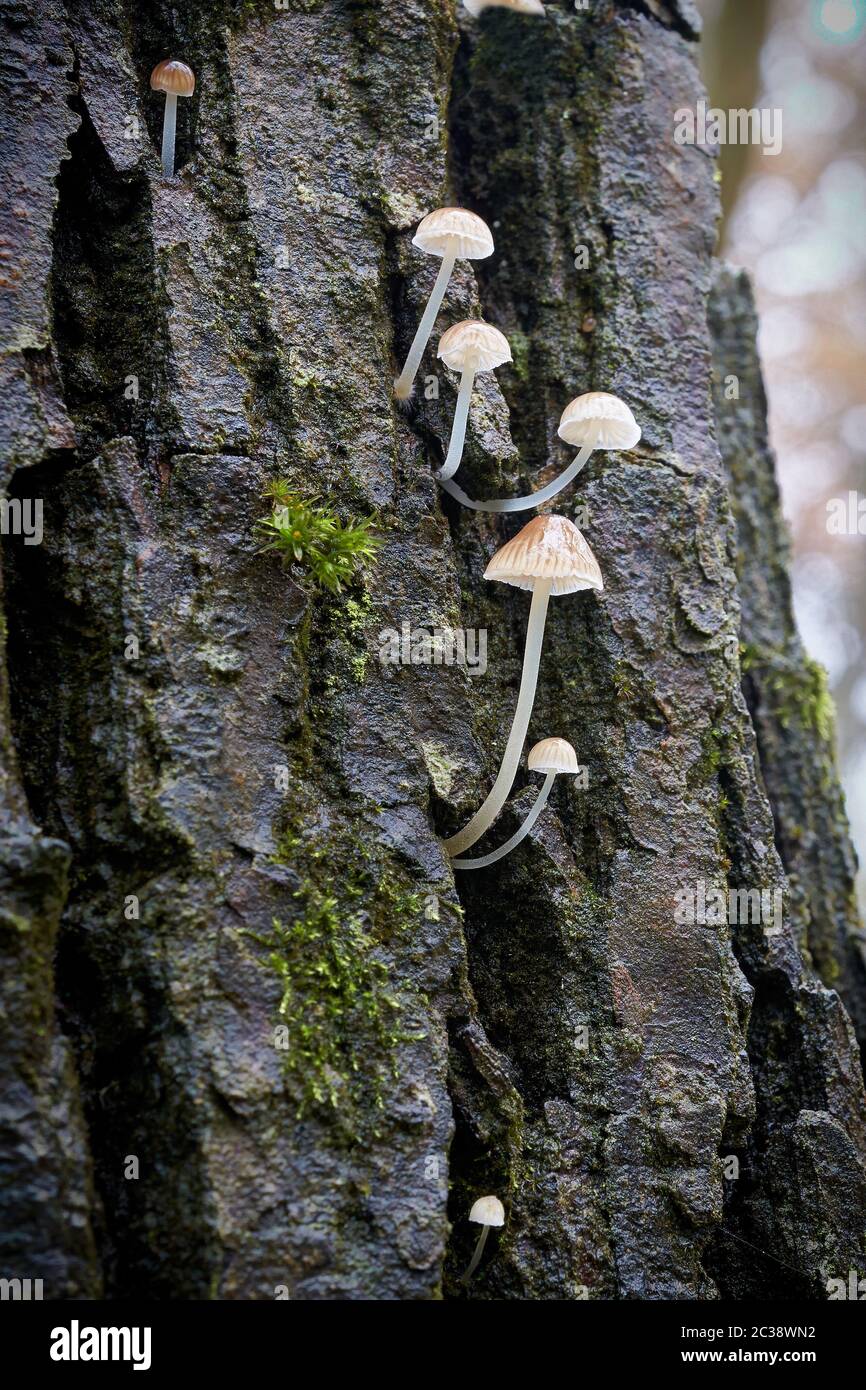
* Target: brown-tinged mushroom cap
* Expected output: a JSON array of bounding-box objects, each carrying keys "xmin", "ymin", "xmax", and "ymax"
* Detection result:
[
  {"xmin": 469, "ymin": 1196, "xmax": 505, "ymax": 1227},
  {"xmin": 528, "ymin": 737, "xmax": 579, "ymax": 775},
  {"xmin": 150, "ymin": 59, "xmax": 196, "ymax": 97},
  {"xmin": 558, "ymin": 391, "xmax": 640, "ymax": 451},
  {"xmin": 484, "ymin": 514, "xmax": 603, "ymax": 595},
  {"xmin": 413, "ymin": 207, "xmax": 494, "ymax": 260},
  {"xmin": 438, "ymin": 319, "xmax": 511, "ymax": 374}
]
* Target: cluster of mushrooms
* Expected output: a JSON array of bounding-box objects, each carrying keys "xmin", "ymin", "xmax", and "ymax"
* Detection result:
[
  {"xmin": 395, "ymin": 206, "xmax": 640, "ymax": 872},
  {"xmin": 401, "ymin": 7, "xmax": 635, "ymax": 1278},
  {"xmin": 396, "ymin": 203, "xmax": 640, "ymax": 1286},
  {"xmin": 149, "ymin": 0, "xmax": 639, "ymax": 1289}
]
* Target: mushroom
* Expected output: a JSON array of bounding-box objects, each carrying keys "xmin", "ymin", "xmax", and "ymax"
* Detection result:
[
  {"xmin": 461, "ymin": 1195, "xmax": 505, "ymax": 1285},
  {"xmin": 451, "ymin": 737, "xmax": 579, "ymax": 870},
  {"xmin": 464, "ymin": 0, "xmax": 546, "ymax": 14},
  {"xmin": 394, "ymin": 208, "xmax": 494, "ymax": 401},
  {"xmin": 150, "ymin": 60, "xmax": 196, "ymax": 178},
  {"xmin": 439, "ymin": 391, "xmax": 641, "ymax": 511},
  {"xmin": 437, "ymin": 320, "xmax": 512, "ymax": 481},
  {"xmin": 442, "ymin": 515, "xmax": 602, "ymax": 858}
]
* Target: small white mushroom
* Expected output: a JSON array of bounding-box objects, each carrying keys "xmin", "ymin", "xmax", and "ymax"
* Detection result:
[
  {"xmin": 436, "ymin": 320, "xmax": 512, "ymax": 481},
  {"xmin": 452, "ymin": 737, "xmax": 579, "ymax": 870},
  {"xmin": 464, "ymin": 0, "xmax": 546, "ymax": 15},
  {"xmin": 150, "ymin": 59, "xmax": 196, "ymax": 178},
  {"xmin": 461, "ymin": 1195, "xmax": 505, "ymax": 1285},
  {"xmin": 443, "ymin": 515, "xmax": 602, "ymax": 858},
  {"xmin": 440, "ymin": 390, "xmax": 641, "ymax": 512},
  {"xmin": 394, "ymin": 208, "xmax": 494, "ymax": 401}
]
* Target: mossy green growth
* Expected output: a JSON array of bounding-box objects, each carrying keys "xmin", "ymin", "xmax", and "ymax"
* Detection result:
[
  {"xmin": 254, "ymin": 885, "xmax": 406, "ymax": 1117},
  {"xmin": 258, "ymin": 817, "xmax": 430, "ymax": 1130},
  {"xmin": 786, "ymin": 657, "xmax": 835, "ymax": 744},
  {"xmin": 258, "ymin": 481, "xmax": 381, "ymax": 594},
  {"xmin": 741, "ymin": 644, "xmax": 836, "ymax": 745}
]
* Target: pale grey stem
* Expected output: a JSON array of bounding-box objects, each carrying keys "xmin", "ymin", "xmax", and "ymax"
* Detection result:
[
  {"xmin": 439, "ymin": 420, "xmax": 600, "ymax": 512},
  {"xmin": 438, "ymin": 365, "xmax": 476, "ymax": 480},
  {"xmin": 394, "ymin": 246, "xmax": 457, "ymax": 399},
  {"xmin": 443, "ymin": 580, "xmax": 552, "ymax": 857},
  {"xmin": 461, "ymin": 1224, "xmax": 491, "ymax": 1285},
  {"xmin": 161, "ymin": 92, "xmax": 178, "ymax": 177},
  {"xmin": 451, "ymin": 773, "xmax": 555, "ymax": 869}
]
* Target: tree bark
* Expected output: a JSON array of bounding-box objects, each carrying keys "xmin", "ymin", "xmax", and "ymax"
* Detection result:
[{"xmin": 1, "ymin": 0, "xmax": 864, "ymax": 1300}]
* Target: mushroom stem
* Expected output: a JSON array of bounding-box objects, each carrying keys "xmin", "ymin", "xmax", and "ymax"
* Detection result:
[
  {"xmin": 161, "ymin": 92, "xmax": 178, "ymax": 177},
  {"xmin": 394, "ymin": 245, "xmax": 458, "ymax": 400},
  {"xmin": 439, "ymin": 364, "xmax": 477, "ymax": 480},
  {"xmin": 461, "ymin": 1224, "xmax": 491, "ymax": 1285},
  {"xmin": 451, "ymin": 773, "xmax": 555, "ymax": 869},
  {"xmin": 439, "ymin": 419, "xmax": 601, "ymax": 511},
  {"xmin": 443, "ymin": 579, "xmax": 552, "ymax": 857}
]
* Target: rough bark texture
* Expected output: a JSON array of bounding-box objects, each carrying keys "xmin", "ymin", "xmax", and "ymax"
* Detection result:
[{"xmin": 1, "ymin": 0, "xmax": 864, "ymax": 1301}]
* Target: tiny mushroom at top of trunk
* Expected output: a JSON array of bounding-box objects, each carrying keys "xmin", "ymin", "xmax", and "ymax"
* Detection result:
[
  {"xmin": 442, "ymin": 514, "xmax": 603, "ymax": 859},
  {"xmin": 150, "ymin": 59, "xmax": 196, "ymax": 178},
  {"xmin": 440, "ymin": 389, "xmax": 641, "ymax": 512},
  {"xmin": 394, "ymin": 208, "xmax": 494, "ymax": 401},
  {"xmin": 436, "ymin": 319, "xmax": 512, "ymax": 481}
]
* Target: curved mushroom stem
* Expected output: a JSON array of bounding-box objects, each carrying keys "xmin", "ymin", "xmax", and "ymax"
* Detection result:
[
  {"xmin": 161, "ymin": 93, "xmax": 178, "ymax": 177},
  {"xmin": 451, "ymin": 773, "xmax": 555, "ymax": 869},
  {"xmin": 461, "ymin": 1224, "xmax": 491, "ymax": 1285},
  {"xmin": 394, "ymin": 244, "xmax": 458, "ymax": 400},
  {"xmin": 439, "ymin": 419, "xmax": 601, "ymax": 511},
  {"xmin": 438, "ymin": 364, "xmax": 477, "ymax": 480},
  {"xmin": 443, "ymin": 579, "xmax": 552, "ymax": 857}
]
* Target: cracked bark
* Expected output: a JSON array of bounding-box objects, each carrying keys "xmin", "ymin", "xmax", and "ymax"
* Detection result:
[{"xmin": 1, "ymin": 0, "xmax": 864, "ymax": 1300}]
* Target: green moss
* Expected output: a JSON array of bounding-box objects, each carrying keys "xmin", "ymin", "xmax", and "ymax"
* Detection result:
[
  {"xmin": 742, "ymin": 644, "xmax": 837, "ymax": 746},
  {"xmin": 260, "ymin": 817, "xmax": 430, "ymax": 1129},
  {"xmin": 251, "ymin": 887, "xmax": 407, "ymax": 1117},
  {"xmin": 793, "ymin": 658, "xmax": 835, "ymax": 744},
  {"xmin": 258, "ymin": 483, "xmax": 381, "ymax": 594}
]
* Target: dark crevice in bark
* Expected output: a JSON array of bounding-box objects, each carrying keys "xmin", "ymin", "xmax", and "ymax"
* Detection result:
[
  {"xmin": 51, "ymin": 101, "xmax": 161, "ymax": 468},
  {"xmin": 3, "ymin": 460, "xmax": 221, "ymax": 1298}
]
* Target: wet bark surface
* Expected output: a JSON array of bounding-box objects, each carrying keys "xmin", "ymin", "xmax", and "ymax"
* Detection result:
[{"xmin": 1, "ymin": 0, "xmax": 864, "ymax": 1300}]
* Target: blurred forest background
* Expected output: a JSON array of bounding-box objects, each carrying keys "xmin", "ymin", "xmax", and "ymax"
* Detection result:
[{"xmin": 699, "ymin": 0, "xmax": 866, "ymax": 915}]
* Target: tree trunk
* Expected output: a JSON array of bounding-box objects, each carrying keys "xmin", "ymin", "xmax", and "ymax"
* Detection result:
[{"xmin": 1, "ymin": 0, "xmax": 864, "ymax": 1301}]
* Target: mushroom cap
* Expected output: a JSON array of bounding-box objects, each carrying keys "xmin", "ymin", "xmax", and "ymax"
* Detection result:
[
  {"xmin": 558, "ymin": 391, "xmax": 641, "ymax": 451},
  {"xmin": 528, "ymin": 737, "xmax": 579, "ymax": 775},
  {"xmin": 484, "ymin": 514, "xmax": 603, "ymax": 595},
  {"xmin": 413, "ymin": 207, "xmax": 494, "ymax": 260},
  {"xmin": 469, "ymin": 1195, "xmax": 505, "ymax": 1227},
  {"xmin": 150, "ymin": 59, "xmax": 196, "ymax": 97},
  {"xmin": 465, "ymin": 0, "xmax": 545, "ymax": 12},
  {"xmin": 438, "ymin": 320, "xmax": 511, "ymax": 374}
]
